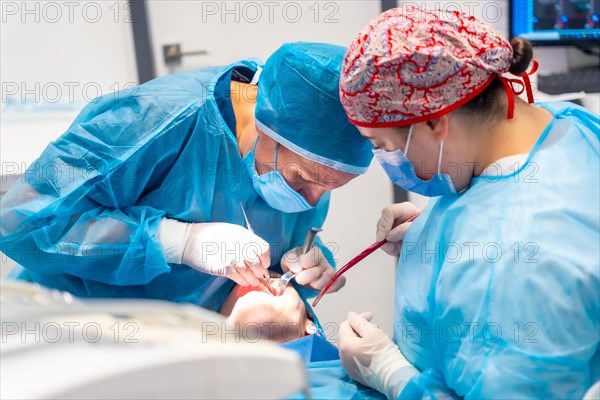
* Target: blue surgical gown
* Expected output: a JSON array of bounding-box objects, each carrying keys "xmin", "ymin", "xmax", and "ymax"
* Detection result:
[
  {"xmin": 0, "ymin": 60, "xmax": 332, "ymax": 310},
  {"xmin": 282, "ymin": 334, "xmax": 386, "ymax": 400},
  {"xmin": 394, "ymin": 102, "xmax": 599, "ymax": 399}
]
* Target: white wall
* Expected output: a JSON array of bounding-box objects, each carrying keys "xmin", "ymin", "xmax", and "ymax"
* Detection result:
[
  {"xmin": 147, "ymin": 1, "xmax": 381, "ymax": 75},
  {"xmin": 1, "ymin": 0, "xmax": 138, "ymax": 103},
  {"xmin": 0, "ymin": 0, "xmax": 139, "ymax": 199}
]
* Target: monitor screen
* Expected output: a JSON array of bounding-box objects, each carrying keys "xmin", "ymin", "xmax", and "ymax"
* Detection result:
[{"xmin": 510, "ymin": 0, "xmax": 600, "ymax": 45}]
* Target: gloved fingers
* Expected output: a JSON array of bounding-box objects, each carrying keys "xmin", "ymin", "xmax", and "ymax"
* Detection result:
[
  {"xmin": 243, "ymin": 238, "xmax": 270, "ymax": 264},
  {"xmin": 298, "ymin": 247, "xmax": 325, "ymax": 269},
  {"xmin": 312, "ymin": 269, "xmax": 345, "ymax": 293},
  {"xmin": 255, "ymin": 241, "xmax": 271, "ymax": 271},
  {"xmin": 328, "ymin": 274, "xmax": 346, "ymax": 292},
  {"xmin": 347, "ymin": 311, "xmax": 377, "ymax": 338},
  {"xmin": 295, "ymin": 248, "xmax": 337, "ymax": 290},
  {"xmin": 244, "ymin": 248, "xmax": 270, "ymax": 280},
  {"xmin": 228, "ymin": 272, "xmax": 250, "ymax": 287},
  {"xmin": 223, "ymin": 264, "xmax": 252, "ymax": 287},
  {"xmin": 280, "ymin": 248, "xmax": 302, "ymax": 274},
  {"xmin": 375, "ymin": 206, "xmax": 397, "ymax": 241},
  {"xmin": 339, "ymin": 319, "xmax": 364, "ymax": 370},
  {"xmin": 338, "ymin": 318, "xmax": 361, "ymax": 345},
  {"xmin": 381, "ymin": 241, "xmax": 402, "ymax": 257},
  {"xmin": 241, "ymin": 237, "xmax": 271, "ymax": 279},
  {"xmin": 294, "ymin": 267, "xmax": 325, "ymax": 286},
  {"xmin": 386, "ymin": 222, "xmax": 412, "ymax": 243},
  {"xmin": 338, "ymin": 323, "xmax": 365, "ymax": 385},
  {"xmin": 282, "ymin": 247, "xmax": 326, "ymax": 272},
  {"xmin": 245, "ymin": 259, "xmax": 268, "ymax": 281},
  {"xmin": 309, "ymin": 272, "xmax": 330, "ymax": 291},
  {"xmin": 258, "ymin": 250, "xmax": 271, "ymax": 271},
  {"xmin": 376, "ymin": 202, "xmax": 421, "ymax": 241},
  {"xmin": 358, "ymin": 311, "xmax": 374, "ymax": 322},
  {"xmin": 235, "ymin": 261, "xmax": 260, "ymax": 287}
]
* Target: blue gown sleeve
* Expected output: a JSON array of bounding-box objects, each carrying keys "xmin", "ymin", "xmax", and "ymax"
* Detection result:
[
  {"xmin": 0, "ymin": 89, "xmax": 199, "ymax": 285},
  {"xmin": 396, "ymin": 255, "xmax": 599, "ymax": 399},
  {"xmin": 399, "ymin": 369, "xmax": 460, "ymax": 399}
]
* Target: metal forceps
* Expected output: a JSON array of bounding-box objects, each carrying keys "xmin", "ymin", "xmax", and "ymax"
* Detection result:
[
  {"xmin": 239, "ymin": 202, "xmax": 275, "ymax": 294},
  {"xmin": 276, "ymin": 227, "xmax": 322, "ymax": 295}
]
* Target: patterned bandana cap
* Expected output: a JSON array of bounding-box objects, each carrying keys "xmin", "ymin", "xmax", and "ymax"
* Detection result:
[{"xmin": 340, "ymin": 7, "xmax": 515, "ymax": 127}]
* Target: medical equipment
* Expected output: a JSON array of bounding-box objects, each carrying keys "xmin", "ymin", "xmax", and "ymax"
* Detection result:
[
  {"xmin": 312, "ymin": 212, "xmax": 422, "ymax": 307},
  {"xmin": 1, "ymin": 281, "xmax": 310, "ymax": 399},
  {"xmin": 277, "ymin": 228, "xmax": 322, "ymax": 295},
  {"xmin": 239, "ymin": 201, "xmax": 254, "ymax": 233},
  {"xmin": 240, "ymin": 202, "xmax": 275, "ymax": 294}
]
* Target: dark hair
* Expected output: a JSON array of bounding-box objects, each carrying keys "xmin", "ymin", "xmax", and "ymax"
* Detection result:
[
  {"xmin": 457, "ymin": 37, "xmax": 533, "ymax": 122},
  {"xmin": 509, "ymin": 37, "xmax": 534, "ymax": 75}
]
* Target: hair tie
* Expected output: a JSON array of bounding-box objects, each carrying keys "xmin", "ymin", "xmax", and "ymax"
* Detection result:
[{"xmin": 498, "ymin": 58, "xmax": 539, "ymax": 119}]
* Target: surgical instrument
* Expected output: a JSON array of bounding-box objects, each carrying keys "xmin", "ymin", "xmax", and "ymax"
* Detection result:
[
  {"xmin": 239, "ymin": 202, "xmax": 275, "ymax": 294},
  {"xmin": 312, "ymin": 211, "xmax": 422, "ymax": 307},
  {"xmin": 276, "ymin": 227, "xmax": 323, "ymax": 295}
]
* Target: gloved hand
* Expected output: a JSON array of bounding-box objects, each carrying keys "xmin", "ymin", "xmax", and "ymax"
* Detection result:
[
  {"xmin": 376, "ymin": 202, "xmax": 421, "ymax": 256},
  {"xmin": 158, "ymin": 219, "xmax": 270, "ymax": 286},
  {"xmin": 280, "ymin": 246, "xmax": 345, "ymax": 292},
  {"xmin": 339, "ymin": 311, "xmax": 418, "ymax": 400}
]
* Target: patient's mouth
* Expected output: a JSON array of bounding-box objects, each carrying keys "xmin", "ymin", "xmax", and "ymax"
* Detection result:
[
  {"xmin": 236, "ymin": 280, "xmax": 274, "ymax": 298},
  {"xmin": 235, "ymin": 271, "xmax": 284, "ymax": 298}
]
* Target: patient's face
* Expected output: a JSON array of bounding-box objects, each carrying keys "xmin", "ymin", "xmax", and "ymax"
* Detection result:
[{"xmin": 225, "ymin": 278, "xmax": 312, "ymax": 343}]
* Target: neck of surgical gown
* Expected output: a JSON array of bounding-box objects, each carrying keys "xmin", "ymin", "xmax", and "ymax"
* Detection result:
[
  {"xmin": 0, "ymin": 60, "xmax": 332, "ymax": 311},
  {"xmin": 393, "ymin": 101, "xmax": 600, "ymax": 399}
]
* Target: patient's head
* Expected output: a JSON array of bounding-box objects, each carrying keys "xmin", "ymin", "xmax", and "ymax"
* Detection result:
[{"xmin": 220, "ymin": 276, "xmax": 314, "ymax": 343}]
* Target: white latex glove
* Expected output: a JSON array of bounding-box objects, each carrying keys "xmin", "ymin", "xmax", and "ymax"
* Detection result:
[
  {"xmin": 280, "ymin": 246, "xmax": 345, "ymax": 292},
  {"xmin": 376, "ymin": 202, "xmax": 422, "ymax": 256},
  {"xmin": 158, "ymin": 219, "xmax": 270, "ymax": 287},
  {"xmin": 339, "ymin": 311, "xmax": 419, "ymax": 400}
]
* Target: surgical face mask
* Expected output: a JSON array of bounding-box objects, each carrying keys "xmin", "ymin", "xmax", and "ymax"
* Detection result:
[
  {"xmin": 373, "ymin": 125, "xmax": 457, "ymax": 197},
  {"xmin": 243, "ymin": 137, "xmax": 315, "ymax": 213}
]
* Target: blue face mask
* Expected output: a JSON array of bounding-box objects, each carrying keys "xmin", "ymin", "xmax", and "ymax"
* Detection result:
[
  {"xmin": 243, "ymin": 137, "xmax": 315, "ymax": 213},
  {"xmin": 373, "ymin": 125, "xmax": 457, "ymax": 197}
]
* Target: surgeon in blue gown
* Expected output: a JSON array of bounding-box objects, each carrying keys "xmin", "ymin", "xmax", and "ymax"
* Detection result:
[
  {"xmin": 0, "ymin": 42, "xmax": 373, "ymax": 311},
  {"xmin": 337, "ymin": 7, "xmax": 600, "ymax": 400}
]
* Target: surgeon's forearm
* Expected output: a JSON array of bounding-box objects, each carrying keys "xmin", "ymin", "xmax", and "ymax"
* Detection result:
[{"xmin": 1, "ymin": 204, "xmax": 170, "ymax": 285}]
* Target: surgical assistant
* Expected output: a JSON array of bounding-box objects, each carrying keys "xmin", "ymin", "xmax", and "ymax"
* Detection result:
[
  {"xmin": 0, "ymin": 42, "xmax": 373, "ymax": 310},
  {"xmin": 338, "ymin": 7, "xmax": 599, "ymax": 399}
]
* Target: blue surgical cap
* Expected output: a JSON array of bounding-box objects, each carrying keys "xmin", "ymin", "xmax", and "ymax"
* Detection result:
[{"xmin": 255, "ymin": 42, "xmax": 373, "ymax": 174}]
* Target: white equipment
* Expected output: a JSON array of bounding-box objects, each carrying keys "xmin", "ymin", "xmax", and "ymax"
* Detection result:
[{"xmin": 1, "ymin": 282, "xmax": 309, "ymax": 399}]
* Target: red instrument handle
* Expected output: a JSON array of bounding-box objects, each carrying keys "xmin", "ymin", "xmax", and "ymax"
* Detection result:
[{"xmin": 311, "ymin": 211, "xmax": 422, "ymax": 307}]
